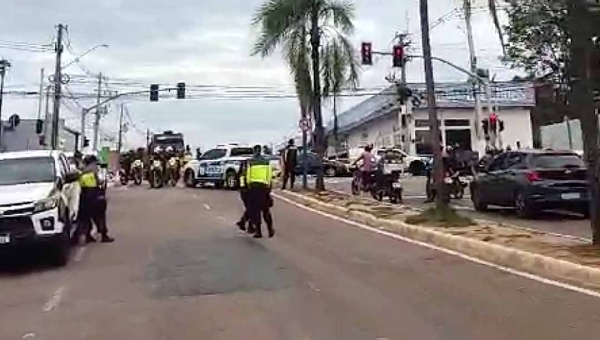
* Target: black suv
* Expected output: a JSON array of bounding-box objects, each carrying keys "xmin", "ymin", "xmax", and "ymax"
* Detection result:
[{"xmin": 470, "ymin": 150, "xmax": 589, "ymax": 218}]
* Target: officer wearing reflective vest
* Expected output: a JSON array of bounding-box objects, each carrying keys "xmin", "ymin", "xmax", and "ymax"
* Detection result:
[
  {"xmin": 235, "ymin": 159, "xmax": 251, "ymax": 232},
  {"xmin": 78, "ymin": 155, "xmax": 114, "ymax": 243},
  {"xmin": 245, "ymin": 145, "xmax": 275, "ymax": 238}
]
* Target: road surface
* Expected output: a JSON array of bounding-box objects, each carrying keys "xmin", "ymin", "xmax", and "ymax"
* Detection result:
[
  {"xmin": 1, "ymin": 185, "xmax": 600, "ymax": 339},
  {"xmin": 321, "ymin": 176, "xmax": 592, "ymax": 240}
]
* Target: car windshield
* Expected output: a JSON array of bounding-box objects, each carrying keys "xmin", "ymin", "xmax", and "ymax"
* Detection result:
[
  {"xmin": 0, "ymin": 157, "xmax": 56, "ymax": 186},
  {"xmin": 531, "ymin": 154, "xmax": 585, "ymax": 169},
  {"xmin": 230, "ymin": 148, "xmax": 254, "ymax": 157}
]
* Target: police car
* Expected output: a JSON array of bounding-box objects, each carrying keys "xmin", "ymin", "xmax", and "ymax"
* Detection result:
[
  {"xmin": 183, "ymin": 144, "xmax": 254, "ymax": 189},
  {"xmin": 0, "ymin": 150, "xmax": 81, "ymax": 266}
]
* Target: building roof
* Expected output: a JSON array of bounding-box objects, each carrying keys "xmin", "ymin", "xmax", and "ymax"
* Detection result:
[{"xmin": 327, "ymin": 81, "xmax": 536, "ymax": 134}]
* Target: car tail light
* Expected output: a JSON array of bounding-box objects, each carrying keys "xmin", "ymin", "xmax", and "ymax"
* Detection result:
[{"xmin": 527, "ymin": 171, "xmax": 541, "ymax": 182}]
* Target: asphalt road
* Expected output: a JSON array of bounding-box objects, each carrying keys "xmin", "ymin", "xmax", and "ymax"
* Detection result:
[
  {"xmin": 320, "ymin": 176, "xmax": 593, "ymax": 240},
  {"xmin": 1, "ymin": 184, "xmax": 600, "ymax": 339}
]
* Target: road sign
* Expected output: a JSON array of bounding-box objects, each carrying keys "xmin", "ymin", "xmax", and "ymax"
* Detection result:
[{"xmin": 299, "ymin": 118, "xmax": 312, "ymax": 132}]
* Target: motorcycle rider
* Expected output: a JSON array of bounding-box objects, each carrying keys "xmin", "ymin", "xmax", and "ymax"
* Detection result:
[
  {"xmin": 352, "ymin": 144, "xmax": 376, "ymax": 191},
  {"xmin": 165, "ymin": 146, "xmax": 180, "ymax": 183},
  {"xmin": 424, "ymin": 146, "xmax": 455, "ymax": 203}
]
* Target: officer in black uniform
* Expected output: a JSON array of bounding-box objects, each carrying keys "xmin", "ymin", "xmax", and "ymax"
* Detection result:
[
  {"xmin": 78, "ymin": 155, "xmax": 115, "ymax": 243},
  {"xmin": 236, "ymin": 159, "xmax": 251, "ymax": 232},
  {"xmin": 246, "ymin": 145, "xmax": 274, "ymax": 238}
]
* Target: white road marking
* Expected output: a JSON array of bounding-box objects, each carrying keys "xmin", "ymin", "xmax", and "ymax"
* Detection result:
[
  {"xmin": 307, "ymin": 282, "xmax": 321, "ymax": 292},
  {"xmin": 74, "ymin": 246, "xmax": 86, "ymax": 262},
  {"xmin": 42, "ymin": 287, "xmax": 65, "ymax": 312},
  {"xmin": 204, "ymin": 203, "xmax": 211, "ymax": 210},
  {"xmin": 22, "ymin": 333, "xmax": 36, "ymax": 339},
  {"xmin": 274, "ymin": 193, "xmax": 600, "ymax": 299}
]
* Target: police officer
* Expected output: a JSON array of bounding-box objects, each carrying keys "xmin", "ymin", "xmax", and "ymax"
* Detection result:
[
  {"xmin": 79, "ymin": 155, "xmax": 115, "ymax": 243},
  {"xmin": 281, "ymin": 138, "xmax": 298, "ymax": 190},
  {"xmin": 246, "ymin": 145, "xmax": 275, "ymax": 238},
  {"xmin": 236, "ymin": 159, "xmax": 251, "ymax": 232}
]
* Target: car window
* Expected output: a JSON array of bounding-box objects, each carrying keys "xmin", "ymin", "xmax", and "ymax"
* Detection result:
[
  {"xmin": 0, "ymin": 157, "xmax": 56, "ymax": 186},
  {"xmin": 531, "ymin": 154, "xmax": 585, "ymax": 169},
  {"xmin": 488, "ymin": 154, "xmax": 507, "ymax": 171},
  {"xmin": 200, "ymin": 149, "xmax": 227, "ymax": 160},
  {"xmin": 230, "ymin": 147, "xmax": 254, "ymax": 157},
  {"xmin": 506, "ymin": 153, "xmax": 526, "ymax": 169}
]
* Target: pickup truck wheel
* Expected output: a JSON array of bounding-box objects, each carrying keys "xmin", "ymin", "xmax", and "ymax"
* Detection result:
[
  {"xmin": 325, "ymin": 167, "xmax": 337, "ymax": 177},
  {"xmin": 225, "ymin": 170, "xmax": 237, "ymax": 190},
  {"xmin": 184, "ymin": 170, "xmax": 196, "ymax": 188}
]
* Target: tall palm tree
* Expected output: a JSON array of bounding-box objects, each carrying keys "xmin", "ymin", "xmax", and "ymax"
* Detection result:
[
  {"xmin": 252, "ymin": 0, "xmax": 356, "ymax": 191},
  {"xmin": 463, "ymin": 0, "xmax": 506, "ymax": 56}
]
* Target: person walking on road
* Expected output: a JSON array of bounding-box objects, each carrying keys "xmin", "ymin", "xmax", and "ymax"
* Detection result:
[
  {"xmin": 78, "ymin": 155, "xmax": 115, "ymax": 244},
  {"xmin": 281, "ymin": 138, "xmax": 298, "ymax": 190},
  {"xmin": 246, "ymin": 145, "xmax": 275, "ymax": 238}
]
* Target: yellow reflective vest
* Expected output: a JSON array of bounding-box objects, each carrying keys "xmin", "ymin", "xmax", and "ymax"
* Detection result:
[
  {"xmin": 246, "ymin": 157, "xmax": 273, "ymax": 186},
  {"xmin": 79, "ymin": 172, "xmax": 98, "ymax": 188}
]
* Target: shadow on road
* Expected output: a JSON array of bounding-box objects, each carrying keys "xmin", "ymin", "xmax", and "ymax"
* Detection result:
[{"xmin": 0, "ymin": 248, "xmax": 61, "ymax": 277}]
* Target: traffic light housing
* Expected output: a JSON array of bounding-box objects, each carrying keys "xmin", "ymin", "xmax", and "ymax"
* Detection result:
[
  {"xmin": 83, "ymin": 137, "xmax": 90, "ymax": 148},
  {"xmin": 150, "ymin": 84, "xmax": 159, "ymax": 102},
  {"xmin": 481, "ymin": 119, "xmax": 489, "ymax": 136},
  {"xmin": 499, "ymin": 120, "xmax": 505, "ymax": 132},
  {"xmin": 361, "ymin": 42, "xmax": 373, "ymax": 65},
  {"xmin": 393, "ymin": 45, "xmax": 404, "ymax": 67},
  {"xmin": 36, "ymin": 119, "xmax": 43, "ymax": 134},
  {"xmin": 177, "ymin": 82, "xmax": 185, "ymax": 99}
]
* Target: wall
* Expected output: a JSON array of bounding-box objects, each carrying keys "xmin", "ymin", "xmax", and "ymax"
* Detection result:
[{"xmin": 1, "ymin": 119, "xmax": 78, "ymax": 152}]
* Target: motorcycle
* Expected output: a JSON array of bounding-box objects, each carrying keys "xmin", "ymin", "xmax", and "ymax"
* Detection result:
[
  {"xmin": 149, "ymin": 159, "xmax": 164, "ymax": 188},
  {"xmin": 371, "ymin": 160, "xmax": 404, "ymax": 204},
  {"xmin": 351, "ymin": 169, "xmax": 377, "ymax": 196},
  {"xmin": 166, "ymin": 157, "xmax": 180, "ymax": 187},
  {"xmin": 119, "ymin": 168, "xmax": 128, "ymax": 185},
  {"xmin": 131, "ymin": 159, "xmax": 143, "ymax": 186}
]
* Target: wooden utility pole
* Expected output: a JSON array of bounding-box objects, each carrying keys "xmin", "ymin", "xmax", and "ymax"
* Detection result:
[
  {"xmin": 570, "ymin": 0, "xmax": 600, "ymax": 243},
  {"xmin": 92, "ymin": 72, "xmax": 102, "ymax": 152},
  {"xmin": 117, "ymin": 103, "xmax": 124, "ymax": 153},
  {"xmin": 51, "ymin": 24, "xmax": 64, "ymax": 150},
  {"xmin": 419, "ymin": 0, "xmax": 446, "ymax": 209}
]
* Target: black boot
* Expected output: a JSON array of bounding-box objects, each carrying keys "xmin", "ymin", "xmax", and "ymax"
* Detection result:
[
  {"xmin": 101, "ymin": 235, "xmax": 115, "ymax": 243},
  {"xmin": 268, "ymin": 228, "xmax": 275, "ymax": 238},
  {"xmin": 86, "ymin": 235, "xmax": 97, "ymax": 243},
  {"xmin": 236, "ymin": 220, "xmax": 246, "ymax": 231}
]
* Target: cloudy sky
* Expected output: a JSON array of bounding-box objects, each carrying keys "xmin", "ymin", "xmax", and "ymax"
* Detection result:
[{"xmin": 1, "ymin": 0, "xmax": 519, "ymax": 150}]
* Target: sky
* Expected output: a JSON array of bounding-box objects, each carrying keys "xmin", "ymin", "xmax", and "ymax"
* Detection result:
[{"xmin": 1, "ymin": 0, "xmax": 521, "ymax": 151}]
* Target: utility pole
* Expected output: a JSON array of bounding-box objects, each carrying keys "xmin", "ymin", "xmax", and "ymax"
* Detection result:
[
  {"xmin": 37, "ymin": 68, "xmax": 44, "ymax": 120},
  {"xmin": 420, "ymin": 0, "xmax": 446, "ymax": 209},
  {"xmin": 0, "ymin": 59, "xmax": 11, "ymax": 151},
  {"xmin": 92, "ymin": 72, "xmax": 102, "ymax": 152},
  {"xmin": 397, "ymin": 33, "xmax": 409, "ymax": 153},
  {"xmin": 51, "ymin": 24, "xmax": 65, "ymax": 150},
  {"xmin": 43, "ymin": 85, "xmax": 51, "ymax": 146},
  {"xmin": 462, "ymin": 1, "xmax": 483, "ymax": 146},
  {"xmin": 117, "ymin": 103, "xmax": 124, "ymax": 153}
]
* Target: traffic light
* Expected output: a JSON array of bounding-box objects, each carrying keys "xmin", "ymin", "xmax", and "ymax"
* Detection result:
[
  {"xmin": 35, "ymin": 119, "xmax": 43, "ymax": 134},
  {"xmin": 177, "ymin": 82, "xmax": 185, "ymax": 99},
  {"xmin": 481, "ymin": 119, "xmax": 489, "ymax": 136},
  {"xmin": 83, "ymin": 137, "xmax": 90, "ymax": 148},
  {"xmin": 393, "ymin": 45, "xmax": 404, "ymax": 67},
  {"xmin": 499, "ymin": 120, "xmax": 505, "ymax": 132},
  {"xmin": 361, "ymin": 42, "xmax": 373, "ymax": 65},
  {"xmin": 489, "ymin": 113, "xmax": 498, "ymax": 133},
  {"xmin": 150, "ymin": 84, "xmax": 159, "ymax": 102}
]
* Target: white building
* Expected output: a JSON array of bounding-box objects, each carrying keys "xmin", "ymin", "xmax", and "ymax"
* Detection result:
[
  {"xmin": 326, "ymin": 81, "xmax": 536, "ymax": 157},
  {"xmin": 1, "ymin": 118, "xmax": 79, "ymax": 152}
]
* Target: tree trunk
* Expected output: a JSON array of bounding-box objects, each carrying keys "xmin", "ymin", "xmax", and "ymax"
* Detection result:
[
  {"xmin": 311, "ymin": 4, "xmax": 325, "ymax": 191},
  {"xmin": 333, "ymin": 92, "xmax": 339, "ymax": 150},
  {"xmin": 301, "ymin": 104, "xmax": 309, "ymax": 189},
  {"xmin": 419, "ymin": 0, "xmax": 446, "ymax": 210},
  {"xmin": 569, "ymin": 0, "xmax": 600, "ymax": 244}
]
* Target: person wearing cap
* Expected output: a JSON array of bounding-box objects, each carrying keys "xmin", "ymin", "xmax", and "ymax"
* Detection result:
[
  {"xmin": 246, "ymin": 145, "xmax": 275, "ymax": 238},
  {"xmin": 78, "ymin": 155, "xmax": 114, "ymax": 243}
]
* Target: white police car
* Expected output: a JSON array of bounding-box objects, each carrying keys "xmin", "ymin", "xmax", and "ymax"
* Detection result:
[{"xmin": 183, "ymin": 144, "xmax": 255, "ymax": 189}]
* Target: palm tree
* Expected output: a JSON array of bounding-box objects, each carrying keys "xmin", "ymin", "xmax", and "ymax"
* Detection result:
[
  {"xmin": 251, "ymin": 0, "xmax": 356, "ymax": 191},
  {"xmin": 463, "ymin": 0, "xmax": 506, "ymax": 56}
]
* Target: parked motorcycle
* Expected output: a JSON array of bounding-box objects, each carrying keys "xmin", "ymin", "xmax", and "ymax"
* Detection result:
[
  {"xmin": 119, "ymin": 168, "xmax": 128, "ymax": 185},
  {"xmin": 149, "ymin": 159, "xmax": 164, "ymax": 188},
  {"xmin": 351, "ymin": 169, "xmax": 377, "ymax": 196},
  {"xmin": 131, "ymin": 159, "xmax": 143, "ymax": 186}
]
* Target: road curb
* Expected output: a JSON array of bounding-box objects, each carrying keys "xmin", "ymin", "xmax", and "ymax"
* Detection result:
[{"xmin": 274, "ymin": 190, "xmax": 600, "ymax": 290}]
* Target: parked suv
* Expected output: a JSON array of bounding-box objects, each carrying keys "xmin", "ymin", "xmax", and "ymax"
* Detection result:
[
  {"xmin": 470, "ymin": 150, "xmax": 589, "ymax": 218},
  {"xmin": 184, "ymin": 144, "xmax": 275, "ymax": 189},
  {"xmin": 0, "ymin": 151, "xmax": 81, "ymax": 265}
]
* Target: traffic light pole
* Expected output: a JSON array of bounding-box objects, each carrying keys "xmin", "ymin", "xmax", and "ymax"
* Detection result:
[
  {"xmin": 92, "ymin": 73, "xmax": 102, "ymax": 152},
  {"xmin": 51, "ymin": 24, "xmax": 64, "ymax": 150},
  {"xmin": 0, "ymin": 59, "xmax": 11, "ymax": 151}
]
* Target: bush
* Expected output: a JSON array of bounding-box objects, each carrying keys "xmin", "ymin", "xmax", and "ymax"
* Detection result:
[{"xmin": 405, "ymin": 207, "xmax": 474, "ymax": 228}]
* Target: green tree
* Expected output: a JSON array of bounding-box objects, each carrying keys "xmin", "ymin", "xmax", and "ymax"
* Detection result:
[{"xmin": 251, "ymin": 0, "xmax": 357, "ymax": 191}]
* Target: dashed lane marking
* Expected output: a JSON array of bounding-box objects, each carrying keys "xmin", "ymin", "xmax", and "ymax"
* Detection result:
[
  {"xmin": 204, "ymin": 204, "xmax": 211, "ymax": 210},
  {"xmin": 274, "ymin": 193, "xmax": 600, "ymax": 300},
  {"xmin": 42, "ymin": 287, "xmax": 65, "ymax": 312}
]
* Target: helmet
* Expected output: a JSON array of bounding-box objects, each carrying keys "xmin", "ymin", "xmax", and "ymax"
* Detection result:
[
  {"xmin": 166, "ymin": 146, "xmax": 174, "ymax": 153},
  {"xmin": 153, "ymin": 146, "xmax": 162, "ymax": 154}
]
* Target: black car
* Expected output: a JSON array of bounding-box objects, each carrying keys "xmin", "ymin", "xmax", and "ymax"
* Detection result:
[
  {"xmin": 470, "ymin": 150, "xmax": 589, "ymax": 218},
  {"xmin": 294, "ymin": 152, "xmax": 352, "ymax": 177}
]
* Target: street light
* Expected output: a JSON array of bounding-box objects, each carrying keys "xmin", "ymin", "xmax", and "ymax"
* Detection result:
[{"xmin": 61, "ymin": 44, "xmax": 109, "ymax": 70}]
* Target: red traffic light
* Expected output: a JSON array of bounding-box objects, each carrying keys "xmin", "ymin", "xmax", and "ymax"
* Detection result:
[
  {"xmin": 361, "ymin": 42, "xmax": 373, "ymax": 65},
  {"xmin": 393, "ymin": 45, "xmax": 404, "ymax": 67}
]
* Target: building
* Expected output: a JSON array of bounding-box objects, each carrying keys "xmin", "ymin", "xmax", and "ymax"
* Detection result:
[
  {"xmin": 326, "ymin": 81, "xmax": 536, "ymax": 157},
  {"xmin": 0, "ymin": 118, "xmax": 79, "ymax": 152}
]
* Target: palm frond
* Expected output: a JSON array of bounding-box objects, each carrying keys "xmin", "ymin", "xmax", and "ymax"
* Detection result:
[
  {"xmin": 487, "ymin": 0, "xmax": 507, "ymax": 56},
  {"xmin": 320, "ymin": 0, "xmax": 355, "ymax": 34}
]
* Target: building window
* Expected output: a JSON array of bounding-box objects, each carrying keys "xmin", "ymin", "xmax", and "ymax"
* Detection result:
[
  {"xmin": 444, "ymin": 119, "xmax": 470, "ymax": 127},
  {"xmin": 415, "ymin": 119, "xmax": 440, "ymax": 128}
]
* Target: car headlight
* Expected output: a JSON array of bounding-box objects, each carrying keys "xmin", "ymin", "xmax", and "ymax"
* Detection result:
[{"xmin": 34, "ymin": 196, "xmax": 59, "ymax": 213}]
